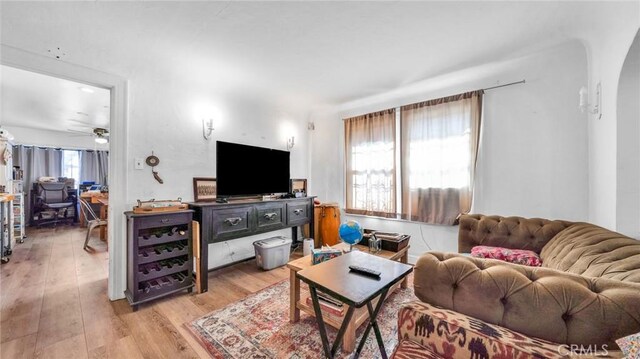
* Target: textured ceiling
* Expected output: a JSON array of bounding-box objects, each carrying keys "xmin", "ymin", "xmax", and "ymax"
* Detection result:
[
  {"xmin": 0, "ymin": 65, "xmax": 110, "ymax": 133},
  {"xmin": 0, "ymin": 1, "xmax": 625, "ymax": 113}
]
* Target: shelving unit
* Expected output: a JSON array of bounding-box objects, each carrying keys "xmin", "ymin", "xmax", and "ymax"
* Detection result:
[
  {"xmin": 12, "ymin": 192, "xmax": 25, "ymax": 243},
  {"xmin": 0, "ymin": 195, "xmax": 14, "ymax": 264},
  {"xmin": 124, "ymin": 210, "xmax": 194, "ymax": 311}
]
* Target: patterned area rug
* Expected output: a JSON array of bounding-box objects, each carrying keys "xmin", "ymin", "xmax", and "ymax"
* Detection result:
[{"xmin": 186, "ymin": 280, "xmax": 417, "ymax": 358}]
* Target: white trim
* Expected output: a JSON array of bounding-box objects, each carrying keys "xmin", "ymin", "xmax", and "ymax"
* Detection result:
[{"xmin": 1, "ymin": 44, "xmax": 129, "ymax": 300}]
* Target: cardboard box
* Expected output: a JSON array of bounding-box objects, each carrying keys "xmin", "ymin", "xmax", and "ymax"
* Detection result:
[{"xmin": 312, "ymin": 247, "xmax": 342, "ymax": 265}]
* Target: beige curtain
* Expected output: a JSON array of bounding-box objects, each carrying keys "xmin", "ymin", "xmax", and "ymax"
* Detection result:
[
  {"xmin": 344, "ymin": 109, "xmax": 396, "ymax": 217},
  {"xmin": 400, "ymin": 91, "xmax": 483, "ymax": 224}
]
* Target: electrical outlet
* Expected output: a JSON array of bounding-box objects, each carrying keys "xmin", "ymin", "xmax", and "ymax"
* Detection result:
[{"xmin": 134, "ymin": 157, "xmax": 144, "ymax": 170}]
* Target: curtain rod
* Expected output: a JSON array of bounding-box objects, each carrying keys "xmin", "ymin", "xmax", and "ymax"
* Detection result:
[
  {"xmin": 13, "ymin": 143, "xmax": 107, "ymax": 152},
  {"xmin": 342, "ymin": 79, "xmax": 527, "ymax": 120},
  {"xmin": 482, "ymin": 79, "xmax": 526, "ymax": 91}
]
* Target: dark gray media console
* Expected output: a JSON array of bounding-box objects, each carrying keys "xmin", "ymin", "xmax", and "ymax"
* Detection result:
[
  {"xmin": 189, "ymin": 196, "xmax": 315, "ymax": 292},
  {"xmin": 124, "ymin": 210, "xmax": 194, "ymax": 310}
]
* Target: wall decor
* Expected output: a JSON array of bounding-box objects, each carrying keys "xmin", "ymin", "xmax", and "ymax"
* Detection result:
[
  {"xmin": 193, "ymin": 177, "xmax": 217, "ymax": 202},
  {"xmin": 146, "ymin": 152, "xmax": 163, "ymax": 184}
]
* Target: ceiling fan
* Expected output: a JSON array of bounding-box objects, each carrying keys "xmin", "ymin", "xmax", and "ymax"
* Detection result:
[{"xmin": 67, "ymin": 127, "xmax": 110, "ymax": 144}]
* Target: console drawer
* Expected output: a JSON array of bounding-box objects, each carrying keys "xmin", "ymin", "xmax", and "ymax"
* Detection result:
[
  {"xmin": 256, "ymin": 203, "xmax": 285, "ymax": 231},
  {"xmin": 286, "ymin": 202, "xmax": 310, "ymax": 226},
  {"xmin": 137, "ymin": 212, "xmax": 192, "ymax": 230},
  {"xmin": 211, "ymin": 206, "xmax": 254, "ymax": 241}
]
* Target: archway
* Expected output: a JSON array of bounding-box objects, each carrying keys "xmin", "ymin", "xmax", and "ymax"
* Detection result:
[{"xmin": 616, "ymin": 29, "xmax": 640, "ymax": 238}]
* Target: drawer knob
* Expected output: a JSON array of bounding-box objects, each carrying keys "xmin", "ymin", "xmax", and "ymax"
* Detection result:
[
  {"xmin": 293, "ymin": 209, "xmax": 304, "ymax": 215},
  {"xmin": 224, "ymin": 217, "xmax": 243, "ymax": 226},
  {"xmin": 160, "ymin": 219, "xmax": 170, "ymax": 223},
  {"xmin": 263, "ymin": 212, "xmax": 277, "ymax": 221}
]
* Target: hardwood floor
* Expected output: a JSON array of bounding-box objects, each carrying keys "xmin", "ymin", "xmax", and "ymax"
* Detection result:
[{"xmin": 1, "ymin": 226, "xmax": 295, "ymax": 358}]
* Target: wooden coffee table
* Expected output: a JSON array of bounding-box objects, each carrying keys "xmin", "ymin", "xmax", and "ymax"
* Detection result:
[
  {"xmin": 297, "ymin": 251, "xmax": 413, "ymax": 359},
  {"xmin": 287, "ymin": 243, "xmax": 410, "ymax": 353}
]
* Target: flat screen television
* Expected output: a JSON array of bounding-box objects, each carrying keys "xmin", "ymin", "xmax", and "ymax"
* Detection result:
[{"xmin": 216, "ymin": 141, "xmax": 290, "ymax": 197}]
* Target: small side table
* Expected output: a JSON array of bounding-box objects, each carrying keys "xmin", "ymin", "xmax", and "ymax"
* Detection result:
[
  {"xmin": 297, "ymin": 251, "xmax": 413, "ymax": 359},
  {"xmin": 287, "ymin": 243, "xmax": 409, "ymax": 352}
]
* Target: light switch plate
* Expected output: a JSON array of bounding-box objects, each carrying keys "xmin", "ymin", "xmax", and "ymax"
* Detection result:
[{"xmin": 134, "ymin": 157, "xmax": 144, "ymax": 170}]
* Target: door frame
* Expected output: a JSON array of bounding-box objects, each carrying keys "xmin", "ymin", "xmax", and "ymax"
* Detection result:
[{"xmin": 1, "ymin": 44, "xmax": 129, "ymax": 300}]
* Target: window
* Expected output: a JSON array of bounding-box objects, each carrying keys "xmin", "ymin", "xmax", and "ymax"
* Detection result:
[
  {"xmin": 62, "ymin": 150, "xmax": 80, "ymax": 188},
  {"xmin": 344, "ymin": 91, "xmax": 483, "ymax": 224},
  {"xmin": 344, "ymin": 109, "xmax": 397, "ymax": 217}
]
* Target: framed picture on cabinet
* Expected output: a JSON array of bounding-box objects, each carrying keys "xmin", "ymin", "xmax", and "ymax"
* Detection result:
[
  {"xmin": 290, "ymin": 178, "xmax": 307, "ymax": 196},
  {"xmin": 193, "ymin": 177, "xmax": 217, "ymax": 202}
]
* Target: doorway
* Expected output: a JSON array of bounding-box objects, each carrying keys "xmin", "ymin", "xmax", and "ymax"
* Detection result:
[
  {"xmin": 1, "ymin": 63, "xmax": 111, "ymax": 239},
  {"xmin": 1, "ymin": 44, "xmax": 128, "ymax": 300}
]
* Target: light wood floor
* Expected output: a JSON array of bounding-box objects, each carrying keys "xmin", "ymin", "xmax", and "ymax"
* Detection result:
[{"xmin": 0, "ymin": 226, "xmax": 295, "ymax": 358}]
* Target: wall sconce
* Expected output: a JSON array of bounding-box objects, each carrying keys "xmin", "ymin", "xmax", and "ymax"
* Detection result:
[
  {"xmin": 579, "ymin": 83, "xmax": 602, "ymax": 119},
  {"xmin": 202, "ymin": 118, "xmax": 214, "ymax": 140},
  {"xmin": 287, "ymin": 136, "xmax": 295, "ymax": 151}
]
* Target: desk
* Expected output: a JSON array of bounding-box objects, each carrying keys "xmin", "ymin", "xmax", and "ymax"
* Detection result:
[
  {"xmin": 79, "ymin": 192, "xmax": 108, "ymax": 227},
  {"xmin": 97, "ymin": 197, "xmax": 109, "ymax": 242}
]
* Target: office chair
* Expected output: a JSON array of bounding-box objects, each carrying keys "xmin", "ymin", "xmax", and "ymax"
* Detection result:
[
  {"xmin": 32, "ymin": 182, "xmax": 77, "ymax": 227},
  {"xmin": 80, "ymin": 198, "xmax": 108, "ymax": 250}
]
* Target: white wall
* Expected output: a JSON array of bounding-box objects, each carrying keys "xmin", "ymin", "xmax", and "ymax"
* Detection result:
[
  {"xmin": 4, "ymin": 125, "xmax": 109, "ymax": 150},
  {"xmin": 310, "ymin": 42, "xmax": 589, "ymax": 261},
  {"xmin": 616, "ymin": 32, "xmax": 640, "ymax": 238},
  {"xmin": 3, "ymin": 63, "xmax": 310, "ymax": 273},
  {"xmin": 579, "ymin": 3, "xmax": 640, "ymax": 230},
  {"xmin": 122, "ymin": 72, "xmax": 310, "ymax": 269}
]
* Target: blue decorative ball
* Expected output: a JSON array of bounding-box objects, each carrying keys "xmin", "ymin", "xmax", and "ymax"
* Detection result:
[{"xmin": 338, "ymin": 220, "xmax": 364, "ymax": 246}]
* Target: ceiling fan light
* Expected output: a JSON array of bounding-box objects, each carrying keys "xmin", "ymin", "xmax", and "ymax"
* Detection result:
[{"xmin": 95, "ymin": 137, "xmax": 108, "ymax": 144}]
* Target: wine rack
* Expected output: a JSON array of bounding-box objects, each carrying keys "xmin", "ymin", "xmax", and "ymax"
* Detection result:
[{"xmin": 124, "ymin": 210, "xmax": 194, "ymax": 310}]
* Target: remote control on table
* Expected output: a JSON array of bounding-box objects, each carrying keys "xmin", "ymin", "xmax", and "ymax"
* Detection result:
[{"xmin": 349, "ymin": 265, "xmax": 381, "ymax": 278}]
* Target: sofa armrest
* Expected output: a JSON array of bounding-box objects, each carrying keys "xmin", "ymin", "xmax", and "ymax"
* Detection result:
[
  {"xmin": 414, "ymin": 252, "xmax": 640, "ymax": 349},
  {"xmin": 458, "ymin": 214, "xmax": 573, "ymax": 253},
  {"xmin": 397, "ymin": 300, "xmax": 564, "ymax": 358}
]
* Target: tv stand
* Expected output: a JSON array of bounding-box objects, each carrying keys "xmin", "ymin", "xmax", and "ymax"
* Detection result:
[{"xmin": 188, "ymin": 196, "xmax": 315, "ymax": 292}]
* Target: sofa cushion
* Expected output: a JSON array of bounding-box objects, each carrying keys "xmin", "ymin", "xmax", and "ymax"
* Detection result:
[
  {"xmin": 414, "ymin": 252, "xmax": 640, "ymax": 349},
  {"xmin": 391, "ymin": 339, "xmax": 441, "ymax": 359},
  {"xmin": 471, "ymin": 245, "xmax": 542, "ymax": 266},
  {"xmin": 397, "ymin": 301, "xmax": 564, "ymax": 358},
  {"xmin": 458, "ymin": 214, "xmax": 573, "ymax": 253},
  {"xmin": 540, "ymin": 223, "xmax": 640, "ymax": 283}
]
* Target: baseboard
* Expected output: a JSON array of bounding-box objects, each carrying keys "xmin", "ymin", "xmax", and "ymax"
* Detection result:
[
  {"xmin": 408, "ymin": 254, "xmax": 420, "ymax": 265},
  {"xmin": 208, "ymin": 256, "xmax": 256, "ymax": 272}
]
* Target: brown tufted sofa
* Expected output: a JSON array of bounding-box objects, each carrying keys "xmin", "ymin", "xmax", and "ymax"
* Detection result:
[{"xmin": 398, "ymin": 214, "xmax": 640, "ymax": 357}]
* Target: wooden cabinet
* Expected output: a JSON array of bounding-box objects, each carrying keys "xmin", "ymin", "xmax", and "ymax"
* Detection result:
[
  {"xmin": 189, "ymin": 197, "xmax": 315, "ymax": 292},
  {"xmin": 124, "ymin": 210, "xmax": 194, "ymax": 310}
]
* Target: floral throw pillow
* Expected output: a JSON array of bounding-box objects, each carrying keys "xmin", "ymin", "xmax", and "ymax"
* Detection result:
[
  {"xmin": 616, "ymin": 332, "xmax": 639, "ymax": 358},
  {"xmin": 470, "ymin": 245, "xmax": 542, "ymax": 267}
]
